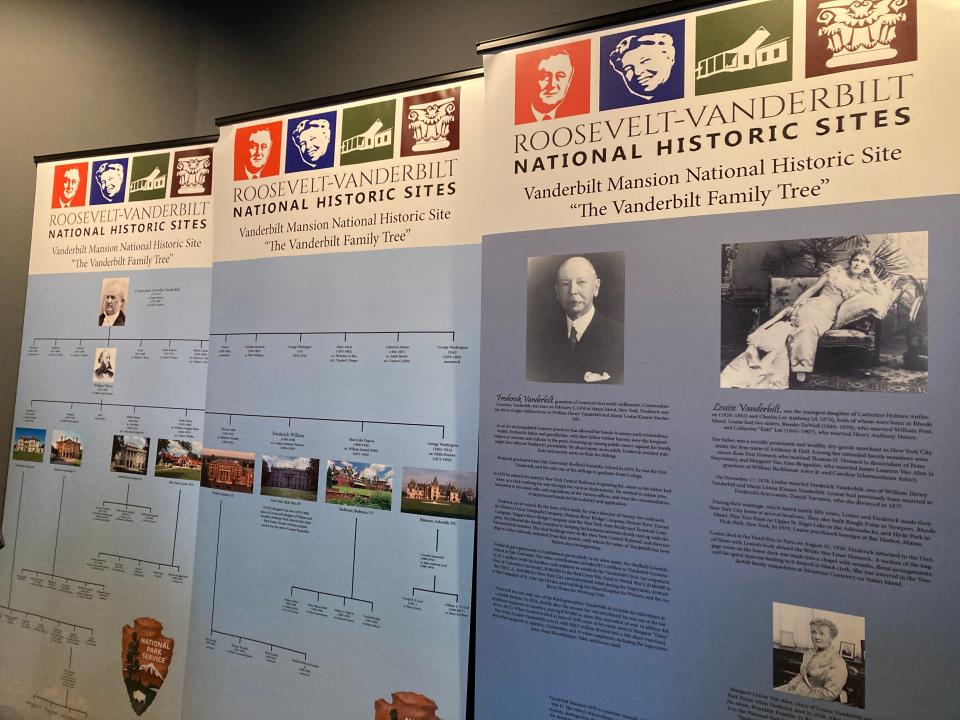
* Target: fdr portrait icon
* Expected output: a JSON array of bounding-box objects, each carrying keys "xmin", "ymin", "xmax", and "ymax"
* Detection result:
[
  {"xmin": 233, "ymin": 121, "xmax": 282, "ymax": 180},
  {"xmin": 527, "ymin": 252, "xmax": 625, "ymax": 384},
  {"xmin": 285, "ymin": 111, "xmax": 337, "ymax": 173},
  {"xmin": 90, "ymin": 158, "xmax": 128, "ymax": 205},
  {"xmin": 600, "ymin": 20, "xmax": 685, "ymax": 109},
  {"xmin": 514, "ymin": 40, "xmax": 591, "ymax": 124},
  {"xmin": 51, "ymin": 162, "xmax": 88, "ymax": 209}
]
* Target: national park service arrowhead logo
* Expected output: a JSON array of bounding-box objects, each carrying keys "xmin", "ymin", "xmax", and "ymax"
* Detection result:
[
  {"xmin": 374, "ymin": 691, "xmax": 441, "ymax": 720},
  {"xmin": 121, "ymin": 618, "xmax": 174, "ymax": 715}
]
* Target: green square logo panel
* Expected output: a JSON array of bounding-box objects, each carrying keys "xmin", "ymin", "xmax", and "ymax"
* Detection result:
[
  {"xmin": 129, "ymin": 153, "xmax": 171, "ymax": 202},
  {"xmin": 340, "ymin": 99, "xmax": 397, "ymax": 166},
  {"xmin": 695, "ymin": 0, "xmax": 793, "ymax": 96}
]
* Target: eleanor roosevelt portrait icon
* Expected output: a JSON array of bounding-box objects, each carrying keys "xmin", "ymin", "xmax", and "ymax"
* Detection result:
[
  {"xmin": 806, "ymin": 0, "xmax": 915, "ymax": 78},
  {"xmin": 400, "ymin": 87, "xmax": 460, "ymax": 157},
  {"xmin": 527, "ymin": 252, "xmax": 625, "ymax": 384},
  {"xmin": 514, "ymin": 39, "xmax": 591, "ymax": 124},
  {"xmin": 694, "ymin": 0, "xmax": 793, "ymax": 96},
  {"xmin": 171, "ymin": 148, "xmax": 213, "ymax": 196},
  {"xmin": 51, "ymin": 162, "xmax": 88, "ymax": 209},
  {"xmin": 285, "ymin": 110, "xmax": 337, "ymax": 173},
  {"xmin": 600, "ymin": 20, "xmax": 685, "ymax": 110},
  {"xmin": 90, "ymin": 158, "xmax": 128, "ymax": 205},
  {"xmin": 233, "ymin": 121, "xmax": 282, "ymax": 181},
  {"xmin": 98, "ymin": 277, "xmax": 129, "ymax": 327},
  {"xmin": 129, "ymin": 152, "xmax": 170, "ymax": 202}
]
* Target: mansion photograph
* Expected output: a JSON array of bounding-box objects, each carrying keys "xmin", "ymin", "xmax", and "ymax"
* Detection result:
[
  {"xmin": 12, "ymin": 426, "xmax": 46, "ymax": 463},
  {"xmin": 201, "ymin": 448, "xmax": 256, "ymax": 494},
  {"xmin": 261, "ymin": 455, "xmax": 320, "ymax": 502},
  {"xmin": 325, "ymin": 460, "xmax": 393, "ymax": 511},
  {"xmin": 155, "ymin": 438, "xmax": 202, "ymax": 481},
  {"xmin": 110, "ymin": 434, "xmax": 150, "ymax": 475},
  {"xmin": 402, "ymin": 467, "xmax": 477, "ymax": 520},
  {"xmin": 51, "ymin": 431, "xmax": 83, "ymax": 467}
]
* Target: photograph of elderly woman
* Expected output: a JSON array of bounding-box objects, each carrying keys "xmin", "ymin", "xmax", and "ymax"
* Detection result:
[
  {"xmin": 773, "ymin": 603, "xmax": 865, "ymax": 708},
  {"xmin": 720, "ymin": 232, "xmax": 928, "ymax": 392}
]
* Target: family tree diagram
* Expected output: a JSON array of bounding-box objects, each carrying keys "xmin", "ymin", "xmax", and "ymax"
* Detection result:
[
  {"xmin": 2, "ymin": 142, "xmax": 214, "ymax": 718},
  {"xmin": 0, "ymin": 279, "xmax": 207, "ymax": 717},
  {"xmin": 188, "ymin": 199, "xmax": 479, "ymax": 716}
]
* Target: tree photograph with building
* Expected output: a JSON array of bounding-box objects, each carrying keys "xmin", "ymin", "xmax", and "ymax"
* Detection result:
[
  {"xmin": 200, "ymin": 448, "xmax": 256, "ymax": 494},
  {"xmin": 12, "ymin": 427, "xmax": 46, "ymax": 463},
  {"xmin": 325, "ymin": 460, "xmax": 393, "ymax": 510},
  {"xmin": 261, "ymin": 455, "xmax": 320, "ymax": 502},
  {"xmin": 110, "ymin": 434, "xmax": 150, "ymax": 475},
  {"xmin": 50, "ymin": 430, "xmax": 83, "ymax": 467},
  {"xmin": 154, "ymin": 439, "xmax": 201, "ymax": 481},
  {"xmin": 401, "ymin": 467, "xmax": 477, "ymax": 520},
  {"xmin": 720, "ymin": 232, "xmax": 927, "ymax": 392}
]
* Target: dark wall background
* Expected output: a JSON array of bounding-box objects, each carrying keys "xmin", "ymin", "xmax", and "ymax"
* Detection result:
[{"xmin": 0, "ymin": 0, "xmax": 655, "ymax": 531}]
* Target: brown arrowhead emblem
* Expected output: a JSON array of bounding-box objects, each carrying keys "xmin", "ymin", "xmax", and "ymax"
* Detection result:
[
  {"xmin": 374, "ymin": 691, "xmax": 441, "ymax": 720},
  {"xmin": 121, "ymin": 617, "xmax": 174, "ymax": 715}
]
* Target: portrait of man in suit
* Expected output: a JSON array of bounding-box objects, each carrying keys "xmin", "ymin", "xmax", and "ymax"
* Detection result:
[
  {"xmin": 98, "ymin": 277, "xmax": 129, "ymax": 327},
  {"xmin": 233, "ymin": 121, "xmax": 282, "ymax": 180},
  {"xmin": 526, "ymin": 252, "xmax": 625, "ymax": 384},
  {"xmin": 514, "ymin": 39, "xmax": 591, "ymax": 125},
  {"xmin": 52, "ymin": 163, "xmax": 87, "ymax": 208},
  {"xmin": 244, "ymin": 127, "xmax": 273, "ymax": 178}
]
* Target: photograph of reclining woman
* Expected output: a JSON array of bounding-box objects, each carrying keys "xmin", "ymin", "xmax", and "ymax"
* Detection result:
[{"xmin": 720, "ymin": 232, "xmax": 928, "ymax": 393}]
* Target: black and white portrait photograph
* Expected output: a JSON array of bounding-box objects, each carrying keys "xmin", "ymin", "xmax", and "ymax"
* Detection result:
[
  {"xmin": 92, "ymin": 347, "xmax": 117, "ymax": 384},
  {"xmin": 526, "ymin": 251, "xmax": 625, "ymax": 384},
  {"xmin": 98, "ymin": 276, "xmax": 129, "ymax": 326},
  {"xmin": 720, "ymin": 232, "xmax": 928, "ymax": 392},
  {"xmin": 773, "ymin": 602, "xmax": 865, "ymax": 708}
]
